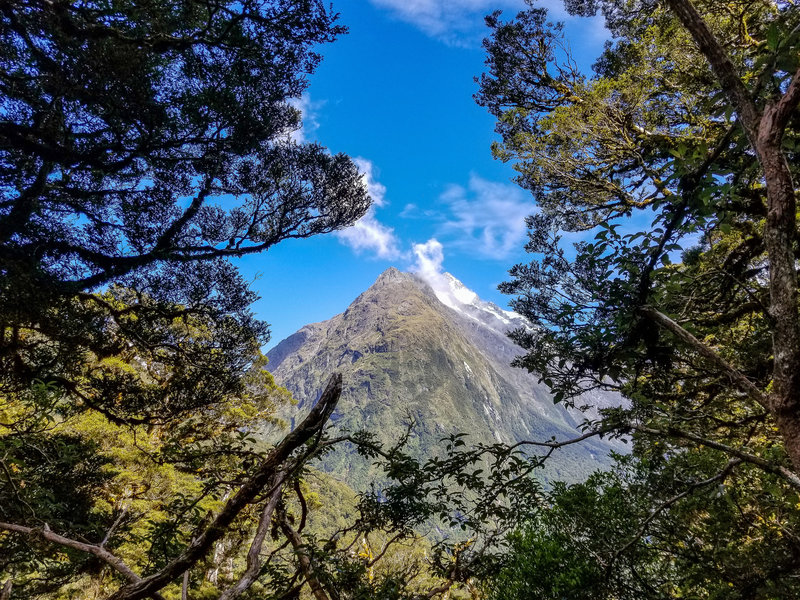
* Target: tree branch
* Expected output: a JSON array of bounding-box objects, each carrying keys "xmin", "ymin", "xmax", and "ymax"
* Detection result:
[
  {"xmin": 1, "ymin": 579, "xmax": 12, "ymax": 600},
  {"xmin": 106, "ymin": 373, "xmax": 342, "ymax": 600},
  {"xmin": 633, "ymin": 425, "xmax": 800, "ymax": 491},
  {"xmin": 639, "ymin": 305, "xmax": 768, "ymax": 409},
  {"xmin": 664, "ymin": 0, "xmax": 760, "ymax": 139},
  {"xmin": 218, "ymin": 483, "xmax": 284, "ymax": 600},
  {"xmin": 0, "ymin": 521, "xmax": 159, "ymax": 597},
  {"xmin": 101, "ymin": 507, "xmax": 129, "ymax": 548},
  {"xmin": 764, "ymin": 66, "xmax": 800, "ymax": 145},
  {"xmin": 153, "ymin": 184, "xmax": 212, "ymax": 254},
  {"xmin": 366, "ymin": 531, "xmax": 408, "ymax": 568},
  {"xmin": 507, "ymin": 425, "xmax": 622, "ymax": 452},
  {"xmin": 278, "ymin": 504, "xmax": 331, "ymax": 600}
]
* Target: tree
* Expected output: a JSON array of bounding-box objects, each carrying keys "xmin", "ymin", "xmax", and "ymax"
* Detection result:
[
  {"xmin": 476, "ymin": 0, "xmax": 800, "ymax": 596},
  {"xmin": 0, "ymin": 1, "xmax": 370, "ymax": 598},
  {"xmin": 0, "ymin": 0, "xmax": 369, "ymax": 418}
]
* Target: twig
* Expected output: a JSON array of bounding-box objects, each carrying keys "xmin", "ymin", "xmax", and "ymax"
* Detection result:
[
  {"xmin": 367, "ymin": 531, "xmax": 408, "ymax": 568},
  {"xmin": 101, "ymin": 507, "xmax": 129, "ymax": 548},
  {"xmin": 508, "ymin": 424, "xmax": 622, "ymax": 452}
]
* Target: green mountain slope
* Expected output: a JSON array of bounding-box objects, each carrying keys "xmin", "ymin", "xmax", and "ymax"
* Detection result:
[{"xmin": 267, "ymin": 268, "xmax": 621, "ymax": 488}]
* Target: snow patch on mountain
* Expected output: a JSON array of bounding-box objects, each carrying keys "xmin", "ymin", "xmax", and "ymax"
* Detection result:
[
  {"xmin": 410, "ymin": 239, "xmax": 524, "ymax": 334},
  {"xmin": 422, "ymin": 270, "xmax": 528, "ymax": 337}
]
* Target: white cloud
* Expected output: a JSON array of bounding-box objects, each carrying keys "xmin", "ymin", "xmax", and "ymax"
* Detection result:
[
  {"xmin": 400, "ymin": 202, "xmax": 439, "ymax": 219},
  {"xmin": 410, "ymin": 238, "xmax": 483, "ymax": 313},
  {"xmin": 339, "ymin": 170, "xmax": 533, "ymax": 263},
  {"xmin": 411, "ymin": 238, "xmax": 446, "ymax": 282},
  {"xmin": 369, "ymin": 0, "xmax": 607, "ymax": 47},
  {"xmin": 288, "ymin": 93, "xmax": 324, "ymax": 143},
  {"xmin": 336, "ymin": 159, "xmax": 400, "ymax": 259},
  {"xmin": 438, "ymin": 174, "xmax": 533, "ymax": 259},
  {"xmin": 369, "ymin": 0, "xmax": 522, "ymax": 45},
  {"xmin": 400, "ymin": 203, "xmax": 418, "ymax": 218},
  {"xmin": 409, "ymin": 239, "xmax": 454, "ymax": 308},
  {"xmin": 336, "ymin": 210, "xmax": 402, "ymax": 260},
  {"xmin": 354, "ymin": 157, "xmax": 387, "ymax": 207}
]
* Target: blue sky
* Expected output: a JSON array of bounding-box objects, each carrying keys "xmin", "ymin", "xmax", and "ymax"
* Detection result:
[{"xmin": 237, "ymin": 0, "xmax": 609, "ymax": 349}]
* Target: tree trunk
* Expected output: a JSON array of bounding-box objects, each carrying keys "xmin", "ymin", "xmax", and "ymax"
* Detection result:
[
  {"xmin": 665, "ymin": 0, "xmax": 800, "ymax": 472},
  {"xmin": 760, "ymin": 132, "xmax": 800, "ymax": 471}
]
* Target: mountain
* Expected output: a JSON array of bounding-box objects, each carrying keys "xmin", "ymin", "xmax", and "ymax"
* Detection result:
[{"xmin": 266, "ymin": 268, "xmax": 622, "ymax": 487}]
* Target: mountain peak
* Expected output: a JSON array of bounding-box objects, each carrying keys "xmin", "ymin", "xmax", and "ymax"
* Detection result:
[
  {"xmin": 366, "ymin": 268, "xmax": 430, "ymax": 297},
  {"xmin": 266, "ymin": 265, "xmax": 622, "ymax": 489},
  {"xmin": 410, "ymin": 269, "xmax": 525, "ymax": 334},
  {"xmin": 376, "ymin": 266, "xmax": 402, "ymax": 280}
]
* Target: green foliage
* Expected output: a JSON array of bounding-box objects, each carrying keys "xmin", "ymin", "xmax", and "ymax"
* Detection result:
[
  {"xmin": 478, "ymin": 0, "xmax": 798, "ymax": 404},
  {"xmin": 477, "ymin": 0, "xmax": 800, "ymax": 597},
  {"xmin": 0, "ymin": 1, "xmax": 371, "ymax": 597},
  {"xmin": 0, "ymin": 0, "xmax": 369, "ymax": 428},
  {"xmin": 489, "ymin": 451, "xmax": 800, "ymax": 600},
  {"xmin": 352, "ymin": 431, "xmax": 544, "ymax": 585},
  {"xmin": 0, "ymin": 2, "xmax": 552, "ymax": 593}
]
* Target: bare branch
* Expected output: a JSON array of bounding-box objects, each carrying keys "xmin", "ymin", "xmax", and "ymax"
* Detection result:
[
  {"xmin": 293, "ymin": 478, "xmax": 309, "ymax": 535},
  {"xmin": 101, "ymin": 508, "xmax": 129, "ymax": 548},
  {"xmin": 423, "ymin": 580, "xmax": 455, "ymax": 599},
  {"xmin": 0, "ymin": 521, "xmax": 151, "ymax": 592},
  {"xmin": 278, "ymin": 504, "xmax": 331, "ymax": 600},
  {"xmin": 153, "ymin": 183, "xmax": 212, "ymax": 254},
  {"xmin": 367, "ymin": 531, "xmax": 408, "ymax": 568},
  {"xmin": 181, "ymin": 571, "xmax": 189, "ymax": 600},
  {"xmin": 106, "ymin": 374, "xmax": 342, "ymax": 600},
  {"xmin": 218, "ymin": 484, "xmax": 284, "ymax": 600},
  {"xmin": 508, "ymin": 425, "xmax": 622, "ymax": 452}
]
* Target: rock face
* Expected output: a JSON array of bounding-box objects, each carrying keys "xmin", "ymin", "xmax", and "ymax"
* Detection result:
[{"xmin": 266, "ymin": 268, "xmax": 621, "ymax": 487}]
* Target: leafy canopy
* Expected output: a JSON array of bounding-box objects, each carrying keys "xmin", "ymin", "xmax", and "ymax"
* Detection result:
[
  {"xmin": 0, "ymin": 1, "xmax": 371, "ymax": 598},
  {"xmin": 477, "ymin": 0, "xmax": 800, "ymax": 597}
]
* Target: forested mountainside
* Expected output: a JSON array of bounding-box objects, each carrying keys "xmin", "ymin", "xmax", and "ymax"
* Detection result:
[{"xmin": 267, "ymin": 268, "xmax": 622, "ymax": 488}]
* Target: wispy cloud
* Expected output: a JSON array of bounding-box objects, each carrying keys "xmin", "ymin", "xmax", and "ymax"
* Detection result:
[
  {"xmin": 337, "ymin": 211, "xmax": 402, "ymax": 260},
  {"xmin": 369, "ymin": 0, "xmax": 522, "ymax": 46},
  {"xmin": 399, "ymin": 202, "xmax": 439, "ymax": 220},
  {"xmin": 353, "ymin": 157, "xmax": 387, "ymax": 207},
  {"xmin": 336, "ymin": 158, "xmax": 401, "ymax": 260},
  {"xmin": 437, "ymin": 174, "xmax": 533, "ymax": 260},
  {"xmin": 369, "ymin": 0, "xmax": 607, "ymax": 47},
  {"xmin": 288, "ymin": 93, "xmax": 324, "ymax": 143}
]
